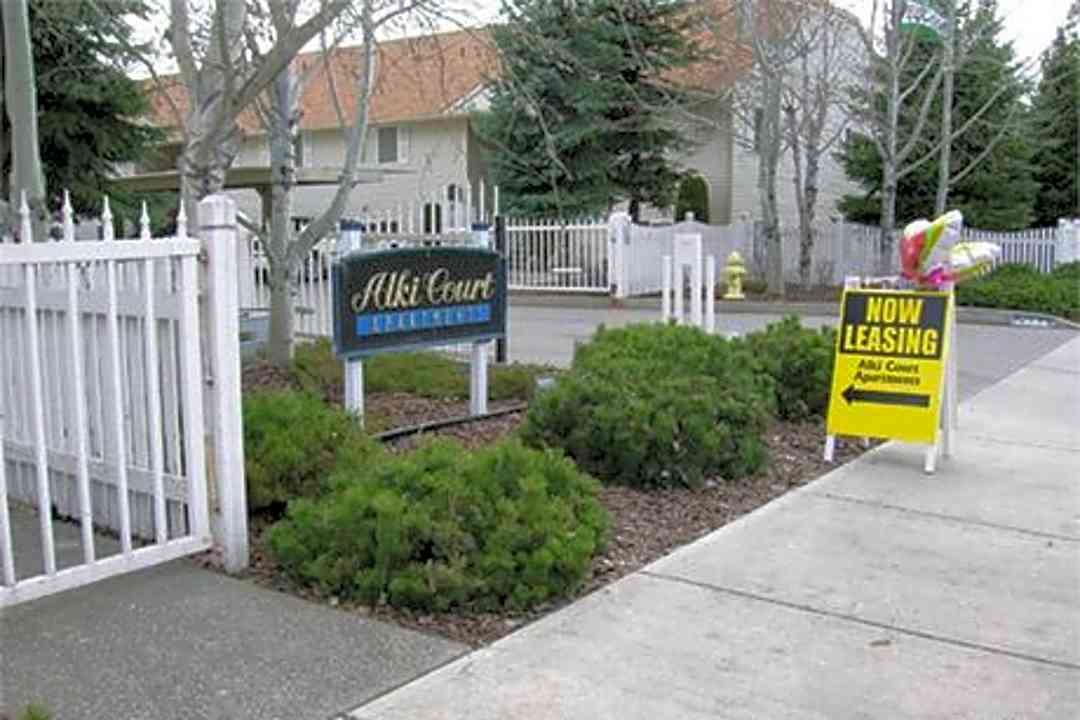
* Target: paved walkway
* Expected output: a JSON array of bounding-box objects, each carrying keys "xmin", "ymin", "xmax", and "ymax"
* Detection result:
[
  {"xmin": 507, "ymin": 305, "xmax": 1078, "ymax": 397},
  {"xmin": 349, "ymin": 337, "xmax": 1080, "ymax": 719}
]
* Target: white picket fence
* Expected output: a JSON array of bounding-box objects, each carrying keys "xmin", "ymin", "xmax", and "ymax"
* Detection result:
[
  {"xmin": 610, "ymin": 216, "xmax": 1080, "ymax": 297},
  {"xmin": 237, "ymin": 216, "xmax": 611, "ymax": 343},
  {"xmin": 503, "ymin": 217, "xmax": 609, "ymax": 293},
  {"xmin": 1, "ymin": 193, "xmax": 248, "ymax": 607}
]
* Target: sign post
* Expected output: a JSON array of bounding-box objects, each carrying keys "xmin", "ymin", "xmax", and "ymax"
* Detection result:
[
  {"xmin": 338, "ymin": 221, "xmax": 366, "ymax": 423},
  {"xmin": 824, "ymin": 285, "xmax": 956, "ymax": 473}
]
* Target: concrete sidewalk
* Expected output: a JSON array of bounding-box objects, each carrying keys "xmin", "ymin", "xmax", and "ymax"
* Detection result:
[
  {"xmin": 1, "ymin": 561, "xmax": 466, "ymax": 720},
  {"xmin": 349, "ymin": 338, "xmax": 1080, "ymax": 719}
]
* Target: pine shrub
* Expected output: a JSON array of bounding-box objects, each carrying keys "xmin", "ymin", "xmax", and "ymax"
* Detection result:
[
  {"xmin": 521, "ymin": 324, "xmax": 774, "ymax": 488},
  {"xmin": 267, "ymin": 439, "xmax": 608, "ymax": 612},
  {"xmin": 741, "ymin": 317, "xmax": 836, "ymax": 420},
  {"xmin": 675, "ymin": 174, "xmax": 709, "ymax": 223},
  {"xmin": 956, "ymin": 262, "xmax": 1080, "ymax": 320},
  {"xmin": 243, "ymin": 390, "xmax": 375, "ymax": 513}
]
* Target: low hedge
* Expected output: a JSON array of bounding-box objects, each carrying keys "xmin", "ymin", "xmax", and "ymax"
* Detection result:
[
  {"xmin": 521, "ymin": 324, "xmax": 774, "ymax": 489},
  {"xmin": 243, "ymin": 390, "xmax": 377, "ymax": 513},
  {"xmin": 291, "ymin": 339, "xmax": 546, "ymax": 403},
  {"xmin": 267, "ymin": 439, "xmax": 608, "ymax": 612},
  {"xmin": 741, "ymin": 316, "xmax": 836, "ymax": 420},
  {"xmin": 956, "ymin": 262, "xmax": 1080, "ymax": 320}
]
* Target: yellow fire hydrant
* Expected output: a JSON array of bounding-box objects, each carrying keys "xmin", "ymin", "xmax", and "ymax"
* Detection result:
[{"xmin": 723, "ymin": 251, "xmax": 747, "ymax": 300}]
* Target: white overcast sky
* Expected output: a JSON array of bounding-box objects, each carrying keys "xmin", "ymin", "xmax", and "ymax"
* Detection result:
[
  {"xmin": 460, "ymin": 0, "xmax": 1072, "ymax": 63},
  {"xmin": 132, "ymin": 0, "xmax": 1073, "ymax": 76}
]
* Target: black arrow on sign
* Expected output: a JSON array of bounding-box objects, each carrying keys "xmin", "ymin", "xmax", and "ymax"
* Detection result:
[{"xmin": 841, "ymin": 385, "xmax": 931, "ymax": 408}]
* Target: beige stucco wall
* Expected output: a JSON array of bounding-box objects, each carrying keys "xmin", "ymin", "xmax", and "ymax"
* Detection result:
[
  {"xmin": 228, "ymin": 116, "xmax": 481, "ymax": 227},
  {"xmin": 677, "ymin": 100, "xmax": 734, "ymax": 225}
]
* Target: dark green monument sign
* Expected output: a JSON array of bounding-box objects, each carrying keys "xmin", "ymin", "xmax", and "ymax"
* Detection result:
[{"xmin": 332, "ymin": 246, "xmax": 507, "ymax": 359}]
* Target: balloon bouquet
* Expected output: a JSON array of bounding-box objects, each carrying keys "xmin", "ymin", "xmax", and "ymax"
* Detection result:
[{"xmin": 898, "ymin": 210, "xmax": 1000, "ymax": 290}]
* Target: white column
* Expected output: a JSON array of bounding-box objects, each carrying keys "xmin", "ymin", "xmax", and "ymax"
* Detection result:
[
  {"xmin": 199, "ymin": 194, "xmax": 249, "ymax": 572},
  {"xmin": 705, "ymin": 256, "xmax": 716, "ymax": 334},
  {"xmin": 662, "ymin": 255, "xmax": 672, "ymax": 323},
  {"xmin": 608, "ymin": 212, "xmax": 631, "ymax": 299},
  {"xmin": 1057, "ymin": 218, "xmax": 1080, "ymax": 265},
  {"xmin": 690, "ymin": 251, "xmax": 703, "ymax": 329},
  {"xmin": 674, "ymin": 262, "xmax": 684, "ymax": 324}
]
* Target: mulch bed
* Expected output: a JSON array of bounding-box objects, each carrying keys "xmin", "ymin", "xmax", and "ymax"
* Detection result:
[
  {"xmin": 202, "ymin": 389, "xmax": 871, "ymax": 648},
  {"xmin": 242, "ymin": 359, "xmax": 522, "ymax": 435}
]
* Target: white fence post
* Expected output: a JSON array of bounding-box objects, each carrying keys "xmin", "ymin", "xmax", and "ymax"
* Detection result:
[
  {"xmin": 199, "ymin": 194, "xmax": 249, "ymax": 572},
  {"xmin": 1058, "ymin": 218, "xmax": 1080, "ymax": 265},
  {"xmin": 609, "ymin": 212, "xmax": 631, "ymax": 299}
]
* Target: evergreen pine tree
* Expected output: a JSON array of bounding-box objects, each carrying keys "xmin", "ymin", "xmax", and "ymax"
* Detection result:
[
  {"xmin": 1030, "ymin": 23, "xmax": 1080, "ymax": 225},
  {"xmin": 1, "ymin": 0, "xmax": 165, "ymax": 225},
  {"xmin": 478, "ymin": 0, "xmax": 697, "ymax": 219}
]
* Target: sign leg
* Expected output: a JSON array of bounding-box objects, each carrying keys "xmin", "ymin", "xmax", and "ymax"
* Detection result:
[
  {"xmin": 924, "ymin": 443, "xmax": 938, "ymax": 475},
  {"xmin": 345, "ymin": 358, "xmax": 364, "ymax": 428},
  {"xmin": 824, "ymin": 435, "xmax": 836, "ymax": 462},
  {"xmin": 470, "ymin": 341, "xmax": 489, "ymax": 416}
]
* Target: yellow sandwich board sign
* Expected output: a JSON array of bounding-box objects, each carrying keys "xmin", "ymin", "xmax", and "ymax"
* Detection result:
[{"xmin": 826, "ymin": 289, "xmax": 952, "ymax": 444}]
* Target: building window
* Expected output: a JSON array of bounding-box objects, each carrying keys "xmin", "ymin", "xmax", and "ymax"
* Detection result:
[
  {"xmin": 378, "ymin": 127, "xmax": 398, "ymax": 163},
  {"xmin": 423, "ymin": 203, "xmax": 442, "ymax": 234}
]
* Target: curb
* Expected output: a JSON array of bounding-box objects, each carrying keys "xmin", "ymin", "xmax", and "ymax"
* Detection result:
[{"xmin": 508, "ymin": 293, "xmax": 1080, "ymax": 330}]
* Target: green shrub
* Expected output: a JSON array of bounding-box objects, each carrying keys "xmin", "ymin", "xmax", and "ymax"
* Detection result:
[
  {"xmin": 521, "ymin": 324, "xmax": 773, "ymax": 488},
  {"xmin": 244, "ymin": 390, "xmax": 376, "ymax": 512},
  {"xmin": 267, "ymin": 439, "xmax": 608, "ymax": 612},
  {"xmin": 742, "ymin": 317, "xmax": 836, "ymax": 420},
  {"xmin": 291, "ymin": 339, "xmax": 343, "ymax": 401},
  {"xmin": 291, "ymin": 339, "xmax": 546, "ymax": 403},
  {"xmin": 675, "ymin": 174, "xmax": 709, "ymax": 223},
  {"xmin": 956, "ymin": 263, "xmax": 1080, "ymax": 319},
  {"xmin": 17, "ymin": 706, "xmax": 51, "ymax": 720}
]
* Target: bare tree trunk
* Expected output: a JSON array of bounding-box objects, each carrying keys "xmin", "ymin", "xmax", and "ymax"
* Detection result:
[
  {"xmin": 267, "ymin": 65, "xmax": 299, "ymax": 367},
  {"xmin": 878, "ymin": 25, "xmax": 902, "ymax": 275},
  {"xmin": 3, "ymin": 0, "xmax": 46, "ymax": 239},
  {"xmin": 760, "ymin": 71, "xmax": 785, "ymax": 298},
  {"xmin": 880, "ymin": 165, "xmax": 899, "ymax": 274},
  {"xmin": 935, "ymin": 2, "xmax": 957, "ymax": 215},
  {"xmin": 797, "ymin": 152, "xmax": 822, "ymax": 287},
  {"xmin": 0, "ymin": 13, "xmax": 9, "ymax": 232}
]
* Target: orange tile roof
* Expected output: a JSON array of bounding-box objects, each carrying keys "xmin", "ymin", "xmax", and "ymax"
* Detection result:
[
  {"xmin": 145, "ymin": 2, "xmax": 810, "ymax": 136},
  {"xmin": 146, "ymin": 28, "xmax": 497, "ymax": 135}
]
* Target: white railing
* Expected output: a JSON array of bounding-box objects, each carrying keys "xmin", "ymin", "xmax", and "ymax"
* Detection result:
[
  {"xmin": 611, "ymin": 217, "xmax": 1079, "ymax": 297},
  {"xmin": 0, "ymin": 194, "xmax": 217, "ymax": 606},
  {"xmin": 504, "ymin": 217, "xmax": 609, "ymax": 293},
  {"xmin": 968, "ymin": 226, "xmax": 1060, "ymax": 273},
  {"xmin": 238, "ymin": 229, "xmax": 475, "ymax": 338}
]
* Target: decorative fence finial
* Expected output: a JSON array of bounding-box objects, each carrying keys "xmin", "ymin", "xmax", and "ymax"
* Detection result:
[
  {"xmin": 19, "ymin": 191, "xmax": 32, "ymax": 243},
  {"xmin": 140, "ymin": 201, "xmax": 152, "ymax": 241},
  {"xmin": 176, "ymin": 200, "xmax": 188, "ymax": 240},
  {"xmin": 101, "ymin": 197, "xmax": 115, "ymax": 242},
  {"xmin": 62, "ymin": 190, "xmax": 75, "ymax": 242}
]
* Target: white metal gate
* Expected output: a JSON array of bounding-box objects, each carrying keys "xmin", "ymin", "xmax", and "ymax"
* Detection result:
[{"xmin": 0, "ymin": 197, "xmax": 211, "ymax": 607}]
